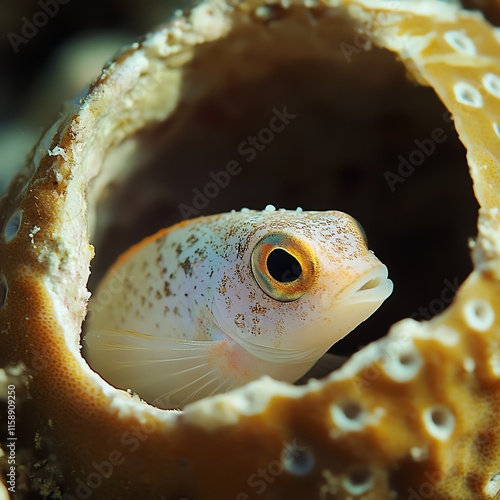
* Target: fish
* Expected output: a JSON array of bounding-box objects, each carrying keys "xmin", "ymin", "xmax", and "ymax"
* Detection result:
[{"xmin": 84, "ymin": 205, "xmax": 393, "ymax": 409}]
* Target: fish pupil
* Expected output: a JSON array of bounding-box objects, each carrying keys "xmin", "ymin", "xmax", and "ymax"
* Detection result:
[{"xmin": 267, "ymin": 249, "xmax": 302, "ymax": 283}]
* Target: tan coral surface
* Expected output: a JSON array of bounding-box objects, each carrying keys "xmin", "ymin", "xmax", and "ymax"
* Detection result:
[{"xmin": 1, "ymin": 0, "xmax": 500, "ymax": 498}]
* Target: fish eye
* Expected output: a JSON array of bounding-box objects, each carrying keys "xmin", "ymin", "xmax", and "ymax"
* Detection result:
[
  {"xmin": 251, "ymin": 233, "xmax": 316, "ymax": 302},
  {"xmin": 267, "ymin": 249, "xmax": 302, "ymax": 283}
]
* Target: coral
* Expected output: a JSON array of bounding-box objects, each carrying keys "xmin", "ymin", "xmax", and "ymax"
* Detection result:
[{"xmin": 1, "ymin": 0, "xmax": 500, "ymax": 498}]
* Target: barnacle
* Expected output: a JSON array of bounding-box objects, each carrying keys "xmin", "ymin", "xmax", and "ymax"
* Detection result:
[{"xmin": 1, "ymin": 0, "xmax": 500, "ymax": 498}]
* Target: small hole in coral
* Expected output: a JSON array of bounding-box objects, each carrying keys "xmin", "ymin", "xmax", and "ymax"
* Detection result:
[
  {"xmin": 453, "ymin": 82, "xmax": 483, "ymax": 108},
  {"xmin": 483, "ymin": 73, "xmax": 500, "ymax": 98},
  {"xmin": 282, "ymin": 442, "xmax": 315, "ymax": 476},
  {"xmin": 431, "ymin": 408, "xmax": 447, "ymax": 426},
  {"xmin": 463, "ymin": 299, "xmax": 495, "ymax": 332},
  {"xmin": 342, "ymin": 401, "xmax": 362, "ymax": 420},
  {"xmin": 3, "ymin": 210, "xmax": 22, "ymax": 243},
  {"xmin": 343, "ymin": 466, "xmax": 374, "ymax": 494},
  {"xmin": 423, "ymin": 405, "xmax": 455, "ymax": 441},
  {"xmin": 383, "ymin": 343, "xmax": 422, "ymax": 382},
  {"xmin": 0, "ymin": 275, "xmax": 7, "ymax": 308},
  {"xmin": 444, "ymin": 30, "xmax": 476, "ymax": 55},
  {"xmin": 474, "ymin": 302, "xmax": 491, "ymax": 320},
  {"xmin": 399, "ymin": 352, "xmax": 416, "ymax": 365},
  {"xmin": 331, "ymin": 401, "xmax": 367, "ymax": 431},
  {"xmin": 349, "ymin": 467, "xmax": 372, "ymax": 486}
]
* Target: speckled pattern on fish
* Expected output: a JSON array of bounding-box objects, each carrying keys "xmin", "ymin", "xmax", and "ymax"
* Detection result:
[{"xmin": 85, "ymin": 206, "xmax": 392, "ymax": 409}]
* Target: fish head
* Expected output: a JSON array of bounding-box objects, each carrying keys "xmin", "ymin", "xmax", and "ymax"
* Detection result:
[{"xmin": 212, "ymin": 210, "xmax": 393, "ymax": 365}]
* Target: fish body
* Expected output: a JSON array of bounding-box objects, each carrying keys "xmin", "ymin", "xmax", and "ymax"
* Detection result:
[{"xmin": 85, "ymin": 206, "xmax": 393, "ymax": 408}]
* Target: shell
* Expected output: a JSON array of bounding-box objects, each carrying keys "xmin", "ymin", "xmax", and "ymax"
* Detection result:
[{"xmin": 1, "ymin": 0, "xmax": 500, "ymax": 498}]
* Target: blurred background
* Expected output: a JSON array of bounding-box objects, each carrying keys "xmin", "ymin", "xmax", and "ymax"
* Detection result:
[
  {"xmin": 0, "ymin": 0, "xmax": 196, "ymax": 192},
  {"xmin": 0, "ymin": 0, "xmax": 498, "ymax": 192}
]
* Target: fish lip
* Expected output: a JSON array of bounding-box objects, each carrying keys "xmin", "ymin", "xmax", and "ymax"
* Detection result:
[{"xmin": 336, "ymin": 265, "xmax": 393, "ymax": 304}]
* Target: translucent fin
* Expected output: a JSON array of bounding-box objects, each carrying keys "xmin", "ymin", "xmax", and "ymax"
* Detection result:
[
  {"xmin": 85, "ymin": 329, "xmax": 242, "ymax": 409},
  {"xmin": 295, "ymin": 353, "xmax": 347, "ymax": 384}
]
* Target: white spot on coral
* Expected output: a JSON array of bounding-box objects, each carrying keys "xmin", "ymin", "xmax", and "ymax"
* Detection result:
[
  {"xmin": 382, "ymin": 343, "xmax": 422, "ymax": 382},
  {"xmin": 433, "ymin": 325, "xmax": 459, "ymax": 346},
  {"xmin": 3, "ymin": 210, "xmax": 22, "ymax": 243},
  {"xmin": 331, "ymin": 339, "xmax": 386, "ymax": 382},
  {"xmin": 33, "ymin": 119, "xmax": 62, "ymax": 168},
  {"xmin": 490, "ymin": 351, "xmax": 500, "ymax": 377},
  {"xmin": 255, "ymin": 5, "xmax": 277, "ymax": 19},
  {"xmin": 142, "ymin": 30, "xmax": 184, "ymax": 57},
  {"xmin": 453, "ymin": 82, "xmax": 483, "ymax": 108},
  {"xmin": 190, "ymin": 2, "xmax": 227, "ymax": 39},
  {"xmin": 29, "ymin": 226, "xmax": 40, "ymax": 249},
  {"xmin": 444, "ymin": 30, "xmax": 476, "ymax": 55},
  {"xmin": 264, "ymin": 204, "xmax": 276, "ymax": 212},
  {"xmin": 47, "ymin": 145, "xmax": 68, "ymax": 160},
  {"xmin": 410, "ymin": 446, "xmax": 428, "ymax": 461},
  {"xmin": 493, "ymin": 123, "xmax": 500, "ymax": 138},
  {"xmin": 320, "ymin": 470, "xmax": 340, "ymax": 498},
  {"xmin": 483, "ymin": 73, "xmax": 500, "ymax": 98},
  {"xmin": 463, "ymin": 299, "xmax": 495, "ymax": 332},
  {"xmin": 423, "ymin": 405, "xmax": 455, "ymax": 441},
  {"xmin": 342, "ymin": 467, "xmax": 374, "ymax": 495},
  {"xmin": 304, "ymin": 0, "xmax": 319, "ymax": 7},
  {"xmin": 463, "ymin": 357, "xmax": 475, "ymax": 373},
  {"xmin": 485, "ymin": 474, "xmax": 500, "ymax": 497}
]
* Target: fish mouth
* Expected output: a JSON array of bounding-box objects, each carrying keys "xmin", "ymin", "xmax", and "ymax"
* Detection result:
[{"xmin": 337, "ymin": 265, "xmax": 393, "ymax": 304}]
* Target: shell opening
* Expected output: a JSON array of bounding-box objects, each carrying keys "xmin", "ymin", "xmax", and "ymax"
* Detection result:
[{"xmin": 78, "ymin": 2, "xmax": 476, "ymax": 392}]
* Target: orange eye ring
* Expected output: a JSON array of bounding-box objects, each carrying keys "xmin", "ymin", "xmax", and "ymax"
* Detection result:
[{"xmin": 251, "ymin": 232, "xmax": 317, "ymax": 302}]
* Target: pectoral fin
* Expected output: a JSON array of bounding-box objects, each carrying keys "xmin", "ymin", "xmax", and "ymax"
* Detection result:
[{"xmin": 84, "ymin": 329, "xmax": 241, "ymax": 409}]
